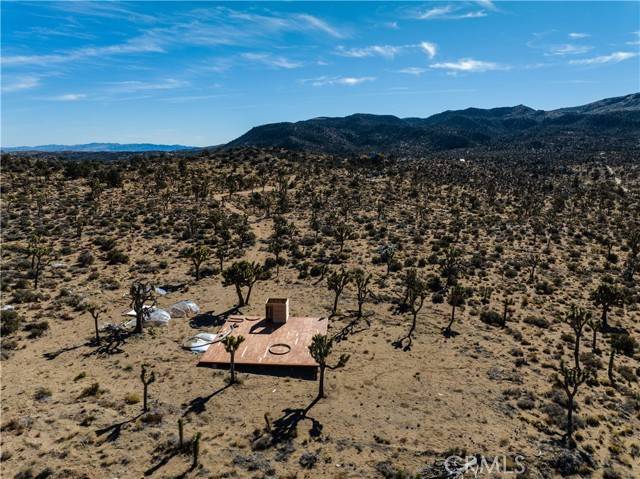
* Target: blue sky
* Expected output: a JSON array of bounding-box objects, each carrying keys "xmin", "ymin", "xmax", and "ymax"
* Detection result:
[{"xmin": 2, "ymin": 1, "xmax": 639, "ymax": 147}]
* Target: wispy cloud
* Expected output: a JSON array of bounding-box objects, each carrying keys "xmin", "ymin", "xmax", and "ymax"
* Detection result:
[
  {"xmin": 397, "ymin": 67, "xmax": 429, "ymax": 76},
  {"xmin": 548, "ymin": 44, "xmax": 592, "ymax": 56},
  {"xmin": 106, "ymin": 79, "xmax": 189, "ymax": 93},
  {"xmin": 242, "ymin": 52, "xmax": 303, "ymax": 69},
  {"xmin": 335, "ymin": 41, "xmax": 437, "ymax": 60},
  {"xmin": 415, "ymin": 4, "xmax": 488, "ymax": 20},
  {"xmin": 52, "ymin": 2, "xmax": 160, "ymax": 24},
  {"xmin": 301, "ymin": 76, "xmax": 375, "ymax": 86},
  {"xmin": 430, "ymin": 58, "xmax": 507, "ymax": 73},
  {"xmin": 568, "ymin": 32, "xmax": 590, "ymax": 39},
  {"xmin": 2, "ymin": 36, "xmax": 164, "ymax": 66},
  {"xmin": 569, "ymin": 51, "xmax": 638, "ymax": 65},
  {"xmin": 2, "ymin": 76, "xmax": 40, "ymax": 93},
  {"xmin": 627, "ymin": 31, "xmax": 640, "ymax": 46},
  {"xmin": 51, "ymin": 93, "xmax": 87, "ymax": 101},
  {"xmin": 295, "ymin": 14, "xmax": 345, "ymax": 38}
]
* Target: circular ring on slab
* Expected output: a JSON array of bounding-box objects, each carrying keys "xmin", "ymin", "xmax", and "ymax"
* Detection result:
[
  {"xmin": 244, "ymin": 316, "xmax": 261, "ymax": 321},
  {"xmin": 268, "ymin": 343, "xmax": 291, "ymax": 355}
]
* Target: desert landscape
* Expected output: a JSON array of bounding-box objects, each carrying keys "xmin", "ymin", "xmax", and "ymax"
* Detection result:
[
  {"xmin": 1, "ymin": 136, "xmax": 639, "ymax": 478},
  {"xmin": 2, "ymin": 1, "xmax": 639, "ymax": 478}
]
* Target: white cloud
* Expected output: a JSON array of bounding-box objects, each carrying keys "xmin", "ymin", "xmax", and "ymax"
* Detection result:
[
  {"xmin": 335, "ymin": 42, "xmax": 437, "ymax": 60},
  {"xmin": 416, "ymin": 5, "xmax": 487, "ymax": 20},
  {"xmin": 302, "ymin": 76, "xmax": 375, "ymax": 86},
  {"xmin": 397, "ymin": 67, "xmax": 428, "ymax": 76},
  {"xmin": 430, "ymin": 58, "xmax": 506, "ymax": 73},
  {"xmin": 420, "ymin": 41, "xmax": 438, "ymax": 59},
  {"xmin": 242, "ymin": 53, "xmax": 302, "ymax": 69},
  {"xmin": 475, "ymin": 0, "xmax": 497, "ymax": 10},
  {"xmin": 2, "ymin": 76, "xmax": 40, "ymax": 92},
  {"xmin": 627, "ymin": 31, "xmax": 640, "ymax": 46},
  {"xmin": 568, "ymin": 32, "xmax": 590, "ymax": 39},
  {"xmin": 107, "ymin": 79, "xmax": 189, "ymax": 93},
  {"xmin": 549, "ymin": 44, "xmax": 592, "ymax": 56},
  {"xmin": 570, "ymin": 51, "xmax": 638, "ymax": 65},
  {"xmin": 2, "ymin": 36, "xmax": 164, "ymax": 66},
  {"xmin": 51, "ymin": 93, "xmax": 86, "ymax": 101},
  {"xmin": 295, "ymin": 14, "xmax": 345, "ymax": 38}
]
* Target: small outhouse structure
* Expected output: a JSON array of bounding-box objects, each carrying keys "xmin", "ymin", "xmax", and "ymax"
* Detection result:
[{"xmin": 266, "ymin": 298, "xmax": 289, "ymax": 323}]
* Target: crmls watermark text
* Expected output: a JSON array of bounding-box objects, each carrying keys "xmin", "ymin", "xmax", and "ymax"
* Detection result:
[{"xmin": 444, "ymin": 454, "xmax": 526, "ymax": 477}]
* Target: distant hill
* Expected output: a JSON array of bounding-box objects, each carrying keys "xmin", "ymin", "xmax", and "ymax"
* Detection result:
[
  {"xmin": 2, "ymin": 143, "xmax": 195, "ymax": 153},
  {"xmin": 227, "ymin": 93, "xmax": 640, "ymax": 154}
]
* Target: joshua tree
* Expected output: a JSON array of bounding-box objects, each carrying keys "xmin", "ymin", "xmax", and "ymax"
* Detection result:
[
  {"xmin": 222, "ymin": 261, "xmax": 265, "ymax": 306},
  {"xmin": 327, "ymin": 268, "xmax": 351, "ymax": 316},
  {"xmin": 607, "ymin": 333, "xmax": 637, "ymax": 386},
  {"xmin": 308, "ymin": 334, "xmax": 350, "ymax": 399},
  {"xmin": 562, "ymin": 305, "xmax": 592, "ymax": 370},
  {"xmin": 140, "ymin": 364, "xmax": 156, "ymax": 413},
  {"xmin": 395, "ymin": 272, "xmax": 428, "ymax": 349},
  {"xmin": 352, "ymin": 268, "xmax": 372, "ymax": 320},
  {"xmin": 526, "ymin": 252, "xmax": 540, "ymax": 283},
  {"xmin": 441, "ymin": 247, "xmax": 463, "ymax": 287},
  {"xmin": 444, "ymin": 286, "xmax": 467, "ymax": 337},
  {"xmin": 587, "ymin": 316, "xmax": 602, "ymax": 354},
  {"xmin": 222, "ymin": 335, "xmax": 245, "ymax": 384},
  {"xmin": 86, "ymin": 303, "xmax": 105, "ymax": 344},
  {"xmin": 590, "ymin": 282, "xmax": 624, "ymax": 330},
  {"xmin": 622, "ymin": 226, "xmax": 639, "ymax": 282},
  {"xmin": 178, "ymin": 418, "xmax": 184, "ymax": 450},
  {"xmin": 28, "ymin": 235, "xmax": 51, "ymax": 289},
  {"xmin": 501, "ymin": 296, "xmax": 514, "ymax": 327},
  {"xmin": 379, "ymin": 244, "xmax": 396, "ymax": 275},
  {"xmin": 186, "ymin": 244, "xmax": 209, "ymax": 280},
  {"xmin": 557, "ymin": 360, "xmax": 592, "ymax": 448},
  {"xmin": 333, "ymin": 223, "xmax": 352, "ymax": 255},
  {"xmin": 130, "ymin": 281, "xmax": 156, "ymax": 334}
]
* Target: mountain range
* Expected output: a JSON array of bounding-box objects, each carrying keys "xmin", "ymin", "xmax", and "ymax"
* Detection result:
[
  {"xmin": 3, "ymin": 93, "xmax": 638, "ymax": 155},
  {"xmin": 227, "ymin": 92, "xmax": 640, "ymax": 154},
  {"xmin": 2, "ymin": 143, "xmax": 195, "ymax": 153}
]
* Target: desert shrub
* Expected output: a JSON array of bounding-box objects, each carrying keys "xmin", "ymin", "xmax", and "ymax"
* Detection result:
[
  {"xmin": 480, "ymin": 309, "xmax": 502, "ymax": 327},
  {"xmin": 124, "ymin": 392, "xmax": 140, "ymax": 404},
  {"xmin": 12, "ymin": 289, "xmax": 45, "ymax": 304},
  {"xmin": 34, "ymin": 387, "xmax": 52, "ymax": 401},
  {"xmin": 106, "ymin": 248, "xmax": 129, "ymax": 265},
  {"xmin": 535, "ymin": 281, "xmax": 554, "ymax": 295},
  {"xmin": 431, "ymin": 292, "xmax": 444, "ymax": 304},
  {"xmin": 94, "ymin": 237, "xmax": 116, "ymax": 252},
  {"xmin": 23, "ymin": 321, "xmax": 49, "ymax": 338},
  {"xmin": 0, "ymin": 310, "xmax": 21, "ymax": 335},
  {"xmin": 78, "ymin": 250, "xmax": 94, "ymax": 267},
  {"xmin": 524, "ymin": 315, "xmax": 549, "ymax": 328},
  {"xmin": 79, "ymin": 383, "xmax": 101, "ymax": 398}
]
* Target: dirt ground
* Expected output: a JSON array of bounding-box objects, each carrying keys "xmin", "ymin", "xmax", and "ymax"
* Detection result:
[{"xmin": 1, "ymin": 150, "xmax": 639, "ymax": 478}]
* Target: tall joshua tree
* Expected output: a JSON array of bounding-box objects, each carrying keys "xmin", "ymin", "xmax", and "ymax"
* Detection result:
[
  {"xmin": 222, "ymin": 261, "xmax": 265, "ymax": 306},
  {"xmin": 352, "ymin": 268, "xmax": 372, "ymax": 321},
  {"xmin": 590, "ymin": 282, "xmax": 624, "ymax": 331},
  {"xmin": 130, "ymin": 281, "xmax": 156, "ymax": 334},
  {"xmin": 187, "ymin": 244, "xmax": 209, "ymax": 281},
  {"xmin": 557, "ymin": 360, "xmax": 592, "ymax": 448},
  {"xmin": 562, "ymin": 304, "xmax": 592, "ymax": 370},
  {"xmin": 140, "ymin": 364, "xmax": 156, "ymax": 413},
  {"xmin": 86, "ymin": 303, "xmax": 106, "ymax": 345},
  {"xmin": 28, "ymin": 234, "xmax": 51, "ymax": 289},
  {"xmin": 308, "ymin": 334, "xmax": 349, "ymax": 400},
  {"xmin": 222, "ymin": 335, "xmax": 245, "ymax": 384},
  {"xmin": 327, "ymin": 268, "xmax": 351, "ymax": 316},
  {"xmin": 444, "ymin": 286, "xmax": 467, "ymax": 337},
  {"xmin": 395, "ymin": 272, "xmax": 428, "ymax": 350}
]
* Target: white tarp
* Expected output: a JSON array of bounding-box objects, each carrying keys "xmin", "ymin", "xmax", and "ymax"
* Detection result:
[
  {"xmin": 168, "ymin": 300, "xmax": 200, "ymax": 318},
  {"xmin": 124, "ymin": 307, "xmax": 171, "ymax": 328}
]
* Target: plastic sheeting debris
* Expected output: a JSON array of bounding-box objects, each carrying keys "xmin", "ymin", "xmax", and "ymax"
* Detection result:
[{"xmin": 168, "ymin": 300, "xmax": 200, "ymax": 318}]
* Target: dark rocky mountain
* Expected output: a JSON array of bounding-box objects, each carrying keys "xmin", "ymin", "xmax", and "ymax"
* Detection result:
[
  {"xmin": 227, "ymin": 93, "xmax": 640, "ymax": 154},
  {"xmin": 2, "ymin": 142, "xmax": 195, "ymax": 153}
]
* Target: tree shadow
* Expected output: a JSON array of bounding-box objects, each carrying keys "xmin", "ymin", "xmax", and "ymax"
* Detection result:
[
  {"xmin": 189, "ymin": 307, "xmax": 239, "ymax": 328},
  {"xmin": 442, "ymin": 327, "xmax": 460, "ymax": 338},
  {"xmin": 43, "ymin": 341, "xmax": 90, "ymax": 360},
  {"xmin": 333, "ymin": 313, "xmax": 372, "ymax": 343},
  {"xmin": 182, "ymin": 382, "xmax": 232, "ymax": 416},
  {"xmin": 83, "ymin": 327, "xmax": 130, "ymax": 357},
  {"xmin": 95, "ymin": 412, "xmax": 144, "ymax": 443},
  {"xmin": 267, "ymin": 396, "xmax": 323, "ymax": 446}
]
